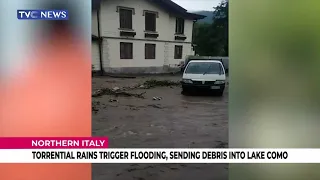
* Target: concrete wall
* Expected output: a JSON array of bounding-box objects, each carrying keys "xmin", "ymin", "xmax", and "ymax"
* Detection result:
[
  {"xmin": 92, "ymin": 10, "xmax": 98, "ymax": 36},
  {"xmin": 167, "ymin": 43, "xmax": 193, "ymax": 66},
  {"xmin": 101, "ymin": 38, "xmax": 193, "ymax": 73},
  {"xmin": 92, "ymin": 41, "xmax": 101, "ymax": 71}
]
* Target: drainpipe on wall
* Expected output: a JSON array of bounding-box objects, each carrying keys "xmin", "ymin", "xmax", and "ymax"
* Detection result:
[{"xmin": 97, "ymin": 5, "xmax": 104, "ymax": 75}]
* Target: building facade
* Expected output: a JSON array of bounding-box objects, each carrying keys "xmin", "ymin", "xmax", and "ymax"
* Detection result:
[{"xmin": 92, "ymin": 0, "xmax": 205, "ymax": 74}]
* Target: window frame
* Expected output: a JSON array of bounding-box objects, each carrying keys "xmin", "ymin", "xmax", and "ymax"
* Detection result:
[
  {"xmin": 175, "ymin": 17, "xmax": 185, "ymax": 34},
  {"xmin": 174, "ymin": 45, "xmax": 183, "ymax": 59},
  {"xmin": 117, "ymin": 6, "xmax": 135, "ymax": 30},
  {"xmin": 145, "ymin": 43, "xmax": 156, "ymax": 59},
  {"xmin": 143, "ymin": 10, "xmax": 158, "ymax": 32},
  {"xmin": 120, "ymin": 42, "xmax": 133, "ymax": 59}
]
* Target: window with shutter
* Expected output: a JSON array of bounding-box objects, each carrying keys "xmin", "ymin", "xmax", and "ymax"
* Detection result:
[
  {"xmin": 145, "ymin": 12, "xmax": 156, "ymax": 32},
  {"xmin": 175, "ymin": 18, "xmax": 185, "ymax": 34},
  {"xmin": 119, "ymin": 9, "xmax": 133, "ymax": 29},
  {"xmin": 174, "ymin": 45, "xmax": 183, "ymax": 59},
  {"xmin": 120, "ymin": 42, "xmax": 133, "ymax": 59},
  {"xmin": 145, "ymin": 44, "xmax": 156, "ymax": 59}
]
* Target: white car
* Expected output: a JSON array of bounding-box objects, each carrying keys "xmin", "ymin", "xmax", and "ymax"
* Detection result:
[{"xmin": 181, "ymin": 60, "xmax": 226, "ymax": 96}]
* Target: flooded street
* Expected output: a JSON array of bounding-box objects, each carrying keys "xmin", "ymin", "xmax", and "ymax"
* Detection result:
[{"xmin": 92, "ymin": 75, "xmax": 228, "ymax": 180}]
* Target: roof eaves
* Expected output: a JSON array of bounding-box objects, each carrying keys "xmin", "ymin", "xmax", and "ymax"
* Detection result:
[
  {"xmin": 148, "ymin": 0, "xmax": 206, "ymax": 20},
  {"xmin": 161, "ymin": 0, "xmax": 187, "ymax": 12},
  {"xmin": 186, "ymin": 12, "xmax": 206, "ymax": 20}
]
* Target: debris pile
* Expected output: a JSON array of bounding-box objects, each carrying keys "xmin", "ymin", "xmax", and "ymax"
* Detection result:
[
  {"xmin": 142, "ymin": 79, "xmax": 180, "ymax": 88},
  {"xmin": 215, "ymin": 141, "xmax": 228, "ymax": 148},
  {"xmin": 92, "ymin": 79, "xmax": 180, "ymax": 98},
  {"xmin": 92, "ymin": 87, "xmax": 146, "ymax": 98},
  {"xmin": 92, "ymin": 101, "xmax": 100, "ymax": 113},
  {"xmin": 112, "ymin": 87, "xmax": 120, "ymax": 91},
  {"xmin": 152, "ymin": 97, "xmax": 162, "ymax": 100},
  {"xmin": 148, "ymin": 104, "xmax": 162, "ymax": 109}
]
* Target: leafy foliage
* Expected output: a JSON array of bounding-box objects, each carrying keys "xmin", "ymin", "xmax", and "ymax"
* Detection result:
[
  {"xmin": 192, "ymin": 11, "xmax": 216, "ymax": 23},
  {"xmin": 193, "ymin": 0, "xmax": 228, "ymax": 56}
]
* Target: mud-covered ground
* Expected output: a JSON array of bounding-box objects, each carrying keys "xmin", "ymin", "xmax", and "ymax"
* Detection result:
[{"xmin": 92, "ymin": 74, "xmax": 228, "ymax": 180}]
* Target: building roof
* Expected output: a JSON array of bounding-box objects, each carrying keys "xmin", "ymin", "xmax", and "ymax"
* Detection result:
[{"xmin": 92, "ymin": 0, "xmax": 206, "ymax": 20}]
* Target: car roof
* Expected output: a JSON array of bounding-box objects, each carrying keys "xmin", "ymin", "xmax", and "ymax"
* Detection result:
[{"xmin": 188, "ymin": 60, "xmax": 222, "ymax": 63}]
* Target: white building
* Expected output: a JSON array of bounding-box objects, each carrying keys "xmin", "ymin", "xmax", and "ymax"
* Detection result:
[{"xmin": 92, "ymin": 0, "xmax": 205, "ymax": 74}]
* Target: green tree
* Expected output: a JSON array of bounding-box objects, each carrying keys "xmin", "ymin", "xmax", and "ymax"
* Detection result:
[
  {"xmin": 193, "ymin": 22, "xmax": 212, "ymax": 56},
  {"xmin": 193, "ymin": 0, "xmax": 228, "ymax": 56},
  {"xmin": 212, "ymin": 0, "xmax": 228, "ymax": 56}
]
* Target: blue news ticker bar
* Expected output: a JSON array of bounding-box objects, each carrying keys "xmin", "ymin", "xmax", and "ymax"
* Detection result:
[{"xmin": 17, "ymin": 10, "xmax": 69, "ymax": 20}]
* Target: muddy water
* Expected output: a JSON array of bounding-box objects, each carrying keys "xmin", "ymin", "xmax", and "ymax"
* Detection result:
[{"xmin": 92, "ymin": 75, "xmax": 228, "ymax": 180}]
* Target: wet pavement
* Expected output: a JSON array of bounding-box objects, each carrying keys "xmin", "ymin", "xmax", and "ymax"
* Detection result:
[{"xmin": 92, "ymin": 75, "xmax": 228, "ymax": 180}]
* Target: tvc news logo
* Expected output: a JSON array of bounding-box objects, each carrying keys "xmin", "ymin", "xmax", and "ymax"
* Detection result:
[{"xmin": 17, "ymin": 10, "xmax": 68, "ymax": 20}]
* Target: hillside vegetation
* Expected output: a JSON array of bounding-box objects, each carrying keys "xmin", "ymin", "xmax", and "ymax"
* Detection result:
[{"xmin": 192, "ymin": 11, "xmax": 215, "ymax": 24}]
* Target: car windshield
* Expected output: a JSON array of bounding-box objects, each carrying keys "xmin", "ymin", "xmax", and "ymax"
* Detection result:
[{"xmin": 185, "ymin": 62, "xmax": 223, "ymax": 74}]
